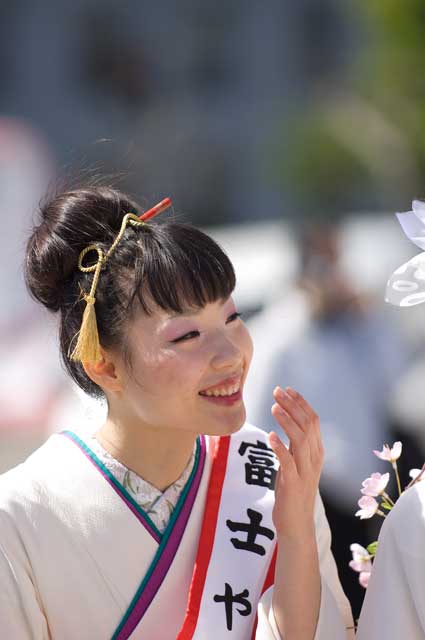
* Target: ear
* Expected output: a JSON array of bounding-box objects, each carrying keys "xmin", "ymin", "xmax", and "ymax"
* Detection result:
[{"xmin": 82, "ymin": 349, "xmax": 124, "ymax": 393}]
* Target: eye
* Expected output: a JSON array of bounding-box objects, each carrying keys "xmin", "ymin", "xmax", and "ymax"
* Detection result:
[
  {"xmin": 226, "ymin": 312, "xmax": 241, "ymax": 324},
  {"xmin": 171, "ymin": 330, "xmax": 201, "ymax": 344}
]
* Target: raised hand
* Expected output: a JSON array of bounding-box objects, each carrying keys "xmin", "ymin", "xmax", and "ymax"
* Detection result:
[
  {"xmin": 268, "ymin": 386, "xmax": 324, "ymax": 639},
  {"xmin": 268, "ymin": 386, "xmax": 324, "ymax": 541}
]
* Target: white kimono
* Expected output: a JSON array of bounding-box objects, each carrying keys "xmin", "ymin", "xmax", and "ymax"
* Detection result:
[
  {"xmin": 0, "ymin": 423, "xmax": 353, "ymax": 639},
  {"xmin": 357, "ymin": 479, "xmax": 425, "ymax": 638}
]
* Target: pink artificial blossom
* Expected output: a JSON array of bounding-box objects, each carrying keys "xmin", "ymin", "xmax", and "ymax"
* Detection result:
[
  {"xmin": 361, "ymin": 472, "xmax": 390, "ymax": 497},
  {"xmin": 349, "ymin": 543, "xmax": 372, "ymax": 573},
  {"xmin": 373, "ymin": 442, "xmax": 402, "ymax": 462},
  {"xmin": 359, "ymin": 571, "xmax": 371, "ymax": 589},
  {"xmin": 355, "ymin": 495, "xmax": 379, "ymax": 519}
]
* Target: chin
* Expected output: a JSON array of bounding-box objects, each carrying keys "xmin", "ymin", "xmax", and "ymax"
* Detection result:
[{"xmin": 202, "ymin": 408, "xmax": 246, "ymax": 437}]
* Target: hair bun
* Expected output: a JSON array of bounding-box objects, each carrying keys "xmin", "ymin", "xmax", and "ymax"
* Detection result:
[{"xmin": 25, "ymin": 185, "xmax": 140, "ymax": 312}]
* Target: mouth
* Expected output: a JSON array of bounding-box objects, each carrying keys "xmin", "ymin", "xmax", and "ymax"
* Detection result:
[{"xmin": 198, "ymin": 375, "xmax": 243, "ymax": 406}]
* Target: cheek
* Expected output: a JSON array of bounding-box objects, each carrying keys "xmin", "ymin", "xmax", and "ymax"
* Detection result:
[
  {"xmin": 137, "ymin": 348, "xmax": 204, "ymax": 399},
  {"xmin": 239, "ymin": 325, "xmax": 254, "ymax": 368}
]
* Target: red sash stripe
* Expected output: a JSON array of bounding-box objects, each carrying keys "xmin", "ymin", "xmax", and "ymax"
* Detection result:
[
  {"xmin": 250, "ymin": 544, "xmax": 278, "ymax": 639},
  {"xmin": 176, "ymin": 435, "xmax": 231, "ymax": 640}
]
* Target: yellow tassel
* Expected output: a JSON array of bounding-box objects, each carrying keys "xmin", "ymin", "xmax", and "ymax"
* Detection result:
[
  {"xmin": 70, "ymin": 295, "xmax": 102, "ymax": 363},
  {"xmin": 69, "ymin": 209, "xmax": 160, "ymax": 364}
]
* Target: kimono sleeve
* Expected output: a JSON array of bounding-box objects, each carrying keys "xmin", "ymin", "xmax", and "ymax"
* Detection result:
[
  {"xmin": 255, "ymin": 493, "xmax": 354, "ymax": 639},
  {"xmin": 356, "ymin": 483, "xmax": 425, "ymax": 639},
  {"xmin": 0, "ymin": 513, "xmax": 49, "ymax": 639}
]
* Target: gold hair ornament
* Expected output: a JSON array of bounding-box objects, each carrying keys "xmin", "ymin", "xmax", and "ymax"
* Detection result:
[{"xmin": 69, "ymin": 198, "xmax": 172, "ymax": 363}]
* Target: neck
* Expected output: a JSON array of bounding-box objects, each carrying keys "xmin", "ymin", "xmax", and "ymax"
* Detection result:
[{"xmin": 95, "ymin": 417, "xmax": 198, "ymax": 492}]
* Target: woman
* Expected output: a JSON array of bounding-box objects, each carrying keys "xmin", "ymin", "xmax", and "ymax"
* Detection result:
[
  {"xmin": 356, "ymin": 200, "xmax": 425, "ymax": 638},
  {"xmin": 0, "ymin": 185, "xmax": 353, "ymax": 639}
]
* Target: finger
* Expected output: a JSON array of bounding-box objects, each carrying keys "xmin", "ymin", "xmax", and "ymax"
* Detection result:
[
  {"xmin": 273, "ymin": 387, "xmax": 311, "ymax": 432},
  {"xmin": 310, "ymin": 430, "xmax": 325, "ymax": 469},
  {"xmin": 272, "ymin": 462, "xmax": 282, "ymax": 498},
  {"xmin": 286, "ymin": 387, "xmax": 318, "ymax": 424},
  {"xmin": 268, "ymin": 431, "xmax": 297, "ymax": 480},
  {"xmin": 284, "ymin": 387, "xmax": 323, "ymax": 463},
  {"xmin": 271, "ymin": 403, "xmax": 311, "ymax": 475},
  {"xmin": 271, "ymin": 402, "xmax": 305, "ymax": 446},
  {"xmin": 272, "ymin": 387, "xmax": 321, "ymax": 471}
]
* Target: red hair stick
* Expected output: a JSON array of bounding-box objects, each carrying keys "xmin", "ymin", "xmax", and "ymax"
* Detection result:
[{"xmin": 139, "ymin": 197, "xmax": 172, "ymax": 222}]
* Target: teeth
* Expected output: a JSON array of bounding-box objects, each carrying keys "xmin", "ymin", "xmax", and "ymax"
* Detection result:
[{"xmin": 202, "ymin": 383, "xmax": 240, "ymax": 397}]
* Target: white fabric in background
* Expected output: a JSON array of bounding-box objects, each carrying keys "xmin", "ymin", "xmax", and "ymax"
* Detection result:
[{"xmin": 356, "ymin": 479, "xmax": 425, "ymax": 638}]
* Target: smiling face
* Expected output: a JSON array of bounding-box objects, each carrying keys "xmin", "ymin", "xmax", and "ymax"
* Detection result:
[{"xmin": 111, "ymin": 296, "xmax": 253, "ymax": 437}]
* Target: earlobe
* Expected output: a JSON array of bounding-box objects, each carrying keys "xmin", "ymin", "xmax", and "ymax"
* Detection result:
[{"xmin": 82, "ymin": 351, "xmax": 123, "ymax": 393}]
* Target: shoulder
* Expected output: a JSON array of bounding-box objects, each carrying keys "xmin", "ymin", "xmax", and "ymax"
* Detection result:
[
  {"xmin": 0, "ymin": 433, "xmax": 75, "ymax": 517},
  {"xmin": 388, "ymin": 480, "xmax": 425, "ymax": 527},
  {"xmin": 381, "ymin": 480, "xmax": 425, "ymax": 550}
]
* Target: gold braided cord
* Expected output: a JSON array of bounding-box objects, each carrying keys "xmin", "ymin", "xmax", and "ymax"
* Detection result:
[
  {"xmin": 77, "ymin": 244, "xmax": 105, "ymax": 301},
  {"xmin": 69, "ymin": 213, "xmax": 146, "ymax": 363},
  {"xmin": 105, "ymin": 213, "xmax": 144, "ymax": 260}
]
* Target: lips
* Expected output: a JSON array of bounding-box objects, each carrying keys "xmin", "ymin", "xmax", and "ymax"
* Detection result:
[{"xmin": 199, "ymin": 375, "xmax": 242, "ymax": 398}]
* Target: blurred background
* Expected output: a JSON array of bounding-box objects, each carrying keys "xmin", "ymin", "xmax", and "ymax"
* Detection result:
[{"xmin": 2, "ymin": 0, "xmax": 425, "ymax": 620}]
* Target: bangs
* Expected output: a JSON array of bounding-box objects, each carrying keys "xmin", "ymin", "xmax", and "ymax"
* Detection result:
[{"xmin": 129, "ymin": 223, "xmax": 236, "ymax": 315}]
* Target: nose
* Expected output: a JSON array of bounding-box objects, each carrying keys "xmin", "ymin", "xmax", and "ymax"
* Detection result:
[{"xmin": 210, "ymin": 332, "xmax": 243, "ymax": 371}]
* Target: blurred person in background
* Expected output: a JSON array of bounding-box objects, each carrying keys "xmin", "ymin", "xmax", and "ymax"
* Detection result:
[
  {"xmin": 244, "ymin": 220, "xmax": 412, "ymax": 619},
  {"xmin": 0, "ymin": 183, "xmax": 354, "ymax": 639}
]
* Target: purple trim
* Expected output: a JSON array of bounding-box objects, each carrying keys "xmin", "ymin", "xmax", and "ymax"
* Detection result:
[
  {"xmin": 62, "ymin": 431, "xmax": 161, "ymax": 543},
  {"xmin": 115, "ymin": 435, "xmax": 206, "ymax": 639}
]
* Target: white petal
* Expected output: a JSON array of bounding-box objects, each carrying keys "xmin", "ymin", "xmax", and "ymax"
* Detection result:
[
  {"xmin": 412, "ymin": 199, "xmax": 425, "ymax": 223},
  {"xmin": 386, "ymin": 253, "xmax": 425, "ymax": 307},
  {"xmin": 397, "ymin": 210, "xmax": 425, "ymax": 250}
]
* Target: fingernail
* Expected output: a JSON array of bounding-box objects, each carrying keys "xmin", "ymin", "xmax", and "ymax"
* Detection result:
[
  {"xmin": 274, "ymin": 386, "xmax": 285, "ymax": 399},
  {"xmin": 272, "ymin": 403, "xmax": 285, "ymax": 415}
]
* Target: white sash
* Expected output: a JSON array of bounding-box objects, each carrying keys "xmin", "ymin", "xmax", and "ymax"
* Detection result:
[{"xmin": 178, "ymin": 424, "xmax": 277, "ymax": 639}]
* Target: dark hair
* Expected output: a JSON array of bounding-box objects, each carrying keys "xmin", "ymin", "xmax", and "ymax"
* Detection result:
[{"xmin": 25, "ymin": 185, "xmax": 236, "ymax": 398}]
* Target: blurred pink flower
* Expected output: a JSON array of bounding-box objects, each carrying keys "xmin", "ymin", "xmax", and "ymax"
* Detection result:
[
  {"xmin": 373, "ymin": 442, "xmax": 402, "ymax": 462},
  {"xmin": 361, "ymin": 472, "xmax": 390, "ymax": 497},
  {"xmin": 355, "ymin": 496, "xmax": 379, "ymax": 519},
  {"xmin": 359, "ymin": 571, "xmax": 371, "ymax": 589},
  {"xmin": 349, "ymin": 543, "xmax": 372, "ymax": 573}
]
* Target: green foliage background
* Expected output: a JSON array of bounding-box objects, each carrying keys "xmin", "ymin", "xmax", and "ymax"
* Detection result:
[{"xmin": 274, "ymin": 0, "xmax": 425, "ymax": 220}]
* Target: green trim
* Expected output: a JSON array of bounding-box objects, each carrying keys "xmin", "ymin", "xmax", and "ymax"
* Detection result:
[
  {"xmin": 62, "ymin": 430, "xmax": 162, "ymax": 540},
  {"xmin": 112, "ymin": 436, "xmax": 202, "ymax": 639}
]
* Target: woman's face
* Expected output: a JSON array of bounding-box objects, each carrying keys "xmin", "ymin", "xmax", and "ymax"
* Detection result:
[{"xmin": 115, "ymin": 296, "xmax": 253, "ymax": 436}]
